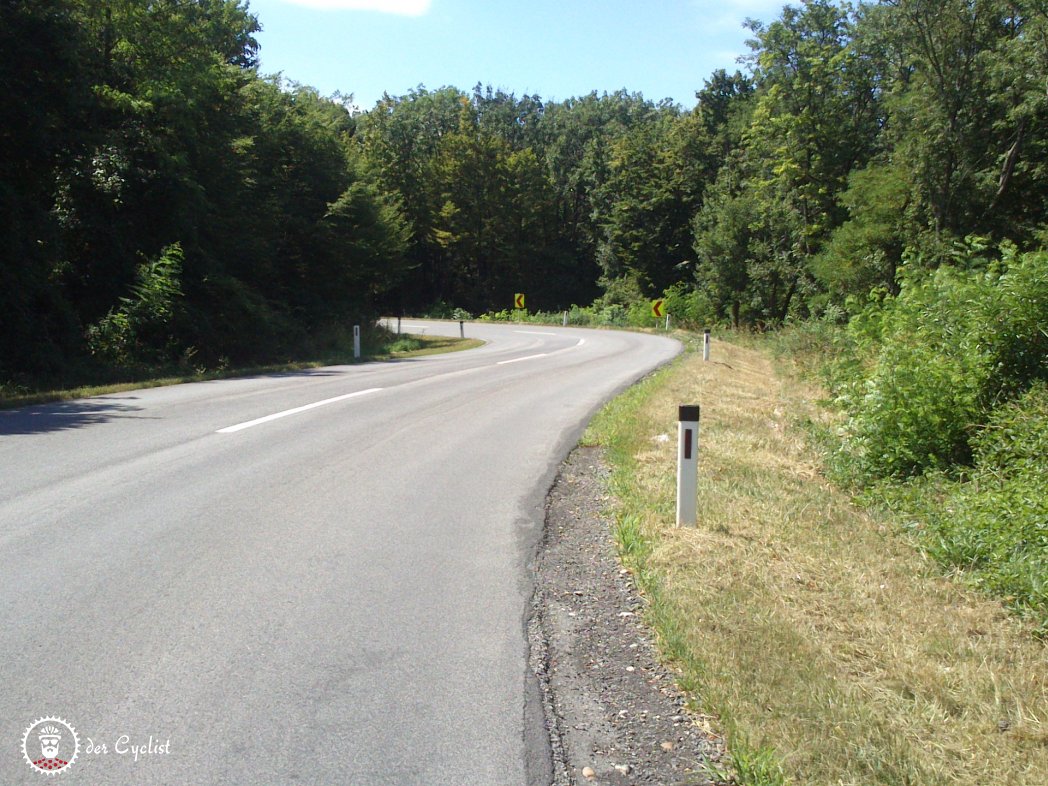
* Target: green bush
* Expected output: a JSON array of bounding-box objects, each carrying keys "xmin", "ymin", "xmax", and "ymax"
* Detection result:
[
  {"xmin": 839, "ymin": 337, "xmax": 984, "ymax": 479},
  {"xmin": 977, "ymin": 248, "xmax": 1048, "ymax": 405},
  {"xmin": 883, "ymin": 384, "xmax": 1048, "ymax": 624},
  {"xmin": 662, "ymin": 282, "xmax": 716, "ymax": 329},
  {"xmin": 831, "ymin": 246, "xmax": 1048, "ymax": 482},
  {"xmin": 85, "ymin": 243, "xmax": 185, "ymax": 366},
  {"xmin": 386, "ymin": 337, "xmax": 424, "ymax": 353}
]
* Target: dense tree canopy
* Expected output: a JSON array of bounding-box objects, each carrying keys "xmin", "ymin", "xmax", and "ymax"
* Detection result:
[
  {"xmin": 2, "ymin": 0, "xmax": 1047, "ymax": 385},
  {"xmin": 1, "ymin": 0, "xmax": 408, "ymax": 381}
]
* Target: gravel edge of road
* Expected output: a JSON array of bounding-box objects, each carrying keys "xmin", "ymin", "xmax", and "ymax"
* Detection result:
[{"xmin": 528, "ymin": 446, "xmax": 727, "ymax": 786}]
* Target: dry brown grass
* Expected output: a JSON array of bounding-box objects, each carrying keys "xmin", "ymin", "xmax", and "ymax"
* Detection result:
[{"xmin": 589, "ymin": 336, "xmax": 1048, "ymax": 785}]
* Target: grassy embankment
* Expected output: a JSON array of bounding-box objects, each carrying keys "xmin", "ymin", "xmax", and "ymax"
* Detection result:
[
  {"xmin": 584, "ymin": 334, "xmax": 1047, "ymax": 785},
  {"xmin": 0, "ymin": 333, "xmax": 481, "ymax": 410}
]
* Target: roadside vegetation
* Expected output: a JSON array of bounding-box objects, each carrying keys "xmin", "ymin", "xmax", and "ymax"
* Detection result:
[
  {"xmin": 7, "ymin": 1, "xmax": 1048, "ymax": 399},
  {"xmin": 771, "ymin": 243, "xmax": 1048, "ymax": 633},
  {"xmin": 585, "ymin": 333, "xmax": 1048, "ymax": 785},
  {"xmin": 0, "ymin": 331, "xmax": 480, "ymax": 410}
]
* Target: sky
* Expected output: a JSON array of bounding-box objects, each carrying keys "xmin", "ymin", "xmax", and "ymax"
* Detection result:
[{"xmin": 245, "ymin": 0, "xmax": 788, "ymax": 110}]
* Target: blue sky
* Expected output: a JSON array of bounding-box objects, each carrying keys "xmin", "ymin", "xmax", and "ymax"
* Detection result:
[{"xmin": 246, "ymin": 0, "xmax": 788, "ymax": 109}]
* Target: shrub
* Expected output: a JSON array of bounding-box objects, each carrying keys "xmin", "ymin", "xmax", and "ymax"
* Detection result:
[
  {"xmin": 887, "ymin": 384, "xmax": 1048, "ymax": 624},
  {"xmin": 977, "ymin": 248, "xmax": 1048, "ymax": 405},
  {"xmin": 831, "ymin": 245, "xmax": 1048, "ymax": 482},
  {"xmin": 86, "ymin": 243, "xmax": 185, "ymax": 366},
  {"xmin": 662, "ymin": 282, "xmax": 716, "ymax": 329}
]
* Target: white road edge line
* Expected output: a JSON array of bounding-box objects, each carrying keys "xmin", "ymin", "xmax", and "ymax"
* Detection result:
[
  {"xmin": 513, "ymin": 330, "xmax": 558, "ymax": 336},
  {"xmin": 216, "ymin": 388, "xmax": 384, "ymax": 433}
]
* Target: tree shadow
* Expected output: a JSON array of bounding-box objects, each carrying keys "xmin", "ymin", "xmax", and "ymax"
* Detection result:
[
  {"xmin": 0, "ymin": 399, "xmax": 146, "ymax": 435},
  {"xmin": 254, "ymin": 369, "xmax": 346, "ymax": 379}
]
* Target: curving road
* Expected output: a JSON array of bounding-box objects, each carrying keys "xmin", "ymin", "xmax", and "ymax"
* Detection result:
[{"xmin": 0, "ymin": 321, "xmax": 680, "ymax": 785}]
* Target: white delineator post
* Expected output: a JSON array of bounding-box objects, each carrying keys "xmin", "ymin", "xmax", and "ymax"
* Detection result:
[
  {"xmin": 676, "ymin": 405, "xmax": 700, "ymax": 527},
  {"xmin": 703, "ymin": 329, "xmax": 711, "ymax": 361},
  {"xmin": 459, "ymin": 320, "xmax": 465, "ymax": 338},
  {"xmin": 353, "ymin": 325, "xmax": 361, "ymax": 359}
]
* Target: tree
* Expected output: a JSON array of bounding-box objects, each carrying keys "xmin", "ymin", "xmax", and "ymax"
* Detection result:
[
  {"xmin": 879, "ymin": 0, "xmax": 1047, "ymax": 247},
  {"xmin": 596, "ymin": 106, "xmax": 709, "ymax": 296},
  {"xmin": 691, "ymin": 165, "xmax": 756, "ymax": 327},
  {"xmin": 0, "ymin": 0, "xmax": 94, "ymax": 376},
  {"xmin": 813, "ymin": 162, "xmax": 911, "ymax": 299},
  {"xmin": 743, "ymin": 0, "xmax": 880, "ymax": 258}
]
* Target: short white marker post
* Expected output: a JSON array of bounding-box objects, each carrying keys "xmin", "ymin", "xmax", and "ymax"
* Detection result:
[
  {"xmin": 353, "ymin": 325, "xmax": 361, "ymax": 359},
  {"xmin": 676, "ymin": 405, "xmax": 700, "ymax": 527},
  {"xmin": 459, "ymin": 320, "xmax": 465, "ymax": 338},
  {"xmin": 703, "ymin": 329, "xmax": 711, "ymax": 361},
  {"xmin": 563, "ymin": 311, "xmax": 568, "ymax": 327},
  {"xmin": 665, "ymin": 314, "xmax": 671, "ymax": 331}
]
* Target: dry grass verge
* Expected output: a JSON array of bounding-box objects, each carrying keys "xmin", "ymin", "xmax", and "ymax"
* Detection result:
[{"xmin": 585, "ymin": 335, "xmax": 1048, "ymax": 785}]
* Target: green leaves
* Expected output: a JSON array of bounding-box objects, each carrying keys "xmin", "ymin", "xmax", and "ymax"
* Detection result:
[
  {"xmin": 887, "ymin": 384, "xmax": 1048, "ymax": 624},
  {"xmin": 86, "ymin": 243, "xmax": 184, "ymax": 365},
  {"xmin": 831, "ymin": 246, "xmax": 1048, "ymax": 482}
]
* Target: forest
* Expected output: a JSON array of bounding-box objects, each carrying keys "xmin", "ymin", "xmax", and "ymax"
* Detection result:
[
  {"xmin": 3, "ymin": 0, "xmax": 1046, "ymax": 370},
  {"xmin": 3, "ymin": 1, "xmax": 1047, "ymax": 548}
]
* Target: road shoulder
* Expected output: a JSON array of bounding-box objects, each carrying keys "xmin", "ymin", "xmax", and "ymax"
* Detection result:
[{"xmin": 529, "ymin": 446, "xmax": 724, "ymax": 785}]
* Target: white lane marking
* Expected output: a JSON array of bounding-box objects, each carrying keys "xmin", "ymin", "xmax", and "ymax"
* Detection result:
[
  {"xmin": 513, "ymin": 331, "xmax": 557, "ymax": 336},
  {"xmin": 498, "ymin": 353, "xmax": 549, "ymax": 365},
  {"xmin": 217, "ymin": 388, "xmax": 383, "ymax": 433},
  {"xmin": 547, "ymin": 338, "xmax": 586, "ymax": 355},
  {"xmin": 497, "ymin": 338, "xmax": 586, "ymax": 365},
  {"xmin": 219, "ymin": 335, "xmax": 587, "ymax": 430}
]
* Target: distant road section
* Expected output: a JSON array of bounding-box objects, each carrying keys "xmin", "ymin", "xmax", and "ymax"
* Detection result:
[{"xmin": 0, "ymin": 321, "xmax": 680, "ymax": 785}]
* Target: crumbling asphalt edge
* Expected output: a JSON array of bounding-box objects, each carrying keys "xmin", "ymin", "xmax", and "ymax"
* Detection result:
[{"xmin": 527, "ymin": 446, "xmax": 727, "ymax": 786}]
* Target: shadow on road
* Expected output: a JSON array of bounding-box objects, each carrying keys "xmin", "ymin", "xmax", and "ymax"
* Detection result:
[
  {"xmin": 252, "ymin": 369, "xmax": 347, "ymax": 379},
  {"xmin": 0, "ymin": 399, "xmax": 146, "ymax": 435}
]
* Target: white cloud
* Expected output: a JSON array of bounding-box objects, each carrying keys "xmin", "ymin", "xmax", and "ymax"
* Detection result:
[{"xmin": 280, "ymin": 0, "xmax": 431, "ymax": 15}]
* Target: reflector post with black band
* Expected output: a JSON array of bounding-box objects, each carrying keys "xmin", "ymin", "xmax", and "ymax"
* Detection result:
[{"xmin": 677, "ymin": 404, "xmax": 700, "ymax": 526}]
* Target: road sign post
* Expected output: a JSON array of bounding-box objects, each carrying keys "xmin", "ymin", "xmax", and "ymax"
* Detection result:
[
  {"xmin": 676, "ymin": 405, "xmax": 700, "ymax": 527},
  {"xmin": 514, "ymin": 293, "xmax": 526, "ymax": 310}
]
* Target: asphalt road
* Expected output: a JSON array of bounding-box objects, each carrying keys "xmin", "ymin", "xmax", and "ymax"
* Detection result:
[{"xmin": 0, "ymin": 321, "xmax": 680, "ymax": 785}]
